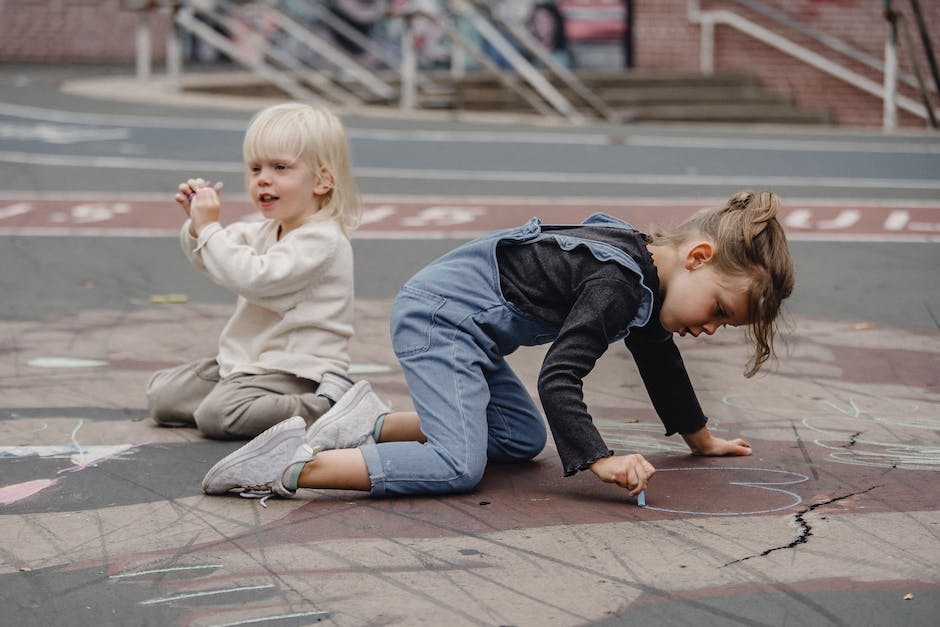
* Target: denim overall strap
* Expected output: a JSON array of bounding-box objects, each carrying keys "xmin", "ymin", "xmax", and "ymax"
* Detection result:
[{"xmin": 503, "ymin": 213, "xmax": 657, "ymax": 340}]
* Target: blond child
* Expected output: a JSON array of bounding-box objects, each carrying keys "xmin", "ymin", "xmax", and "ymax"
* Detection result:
[{"xmin": 147, "ymin": 103, "xmax": 360, "ymax": 440}]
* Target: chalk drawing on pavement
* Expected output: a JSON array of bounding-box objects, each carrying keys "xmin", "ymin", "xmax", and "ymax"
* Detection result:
[
  {"xmin": 0, "ymin": 418, "xmax": 141, "ymax": 506},
  {"xmin": 638, "ymin": 467, "xmax": 809, "ymax": 516},
  {"xmin": 722, "ymin": 392, "xmax": 940, "ymax": 471}
]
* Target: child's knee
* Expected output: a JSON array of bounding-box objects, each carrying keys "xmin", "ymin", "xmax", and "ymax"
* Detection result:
[
  {"xmin": 488, "ymin": 423, "xmax": 547, "ymax": 463},
  {"xmin": 194, "ymin": 402, "xmax": 278, "ymax": 440},
  {"xmin": 147, "ymin": 384, "xmax": 193, "ymax": 427},
  {"xmin": 516, "ymin": 431, "xmax": 547, "ymax": 460},
  {"xmin": 450, "ymin": 465, "xmax": 487, "ymax": 493},
  {"xmin": 445, "ymin": 453, "xmax": 488, "ymax": 493}
]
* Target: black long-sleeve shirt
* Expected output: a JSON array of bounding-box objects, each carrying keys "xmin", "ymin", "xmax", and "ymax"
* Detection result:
[{"xmin": 496, "ymin": 226, "xmax": 708, "ymax": 475}]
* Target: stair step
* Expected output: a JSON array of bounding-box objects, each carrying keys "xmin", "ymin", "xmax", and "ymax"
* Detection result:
[
  {"xmin": 596, "ymin": 86, "xmax": 787, "ymax": 106},
  {"xmin": 622, "ymin": 102, "xmax": 832, "ymax": 124}
]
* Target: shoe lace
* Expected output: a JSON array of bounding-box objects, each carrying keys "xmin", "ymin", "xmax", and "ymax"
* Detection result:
[{"xmin": 238, "ymin": 484, "xmax": 275, "ymax": 507}]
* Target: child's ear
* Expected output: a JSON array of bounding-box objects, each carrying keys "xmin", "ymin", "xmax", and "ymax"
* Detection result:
[
  {"xmin": 313, "ymin": 167, "xmax": 334, "ymax": 196},
  {"xmin": 684, "ymin": 241, "xmax": 715, "ymax": 270}
]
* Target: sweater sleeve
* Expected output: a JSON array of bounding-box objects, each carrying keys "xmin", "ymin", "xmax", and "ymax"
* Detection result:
[
  {"xmin": 623, "ymin": 327, "xmax": 708, "ymax": 436},
  {"xmin": 537, "ymin": 277, "xmax": 640, "ymax": 476},
  {"xmin": 179, "ymin": 220, "xmax": 206, "ymax": 272},
  {"xmin": 192, "ymin": 220, "xmax": 343, "ymax": 313}
]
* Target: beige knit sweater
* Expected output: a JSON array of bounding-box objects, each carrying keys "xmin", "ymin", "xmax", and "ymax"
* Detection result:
[{"xmin": 180, "ymin": 217, "xmax": 354, "ymax": 382}]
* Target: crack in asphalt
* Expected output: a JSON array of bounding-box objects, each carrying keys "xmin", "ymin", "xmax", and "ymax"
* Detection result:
[{"xmin": 722, "ymin": 485, "xmax": 884, "ymax": 567}]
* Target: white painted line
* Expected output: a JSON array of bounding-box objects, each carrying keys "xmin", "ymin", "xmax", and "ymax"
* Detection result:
[
  {"xmin": 0, "ymin": 102, "xmax": 246, "ymax": 131},
  {"xmin": 27, "ymin": 356, "xmax": 109, "ymax": 368},
  {"xmin": 2, "ymin": 102, "xmax": 939, "ymax": 153},
  {"xmin": 352, "ymin": 167, "xmax": 940, "ymax": 190},
  {"xmin": 0, "ymin": 151, "xmax": 238, "ymax": 172},
  {"xmin": 349, "ymin": 128, "xmax": 607, "ymax": 144},
  {"xmin": 817, "ymin": 209, "xmax": 861, "ymax": 229},
  {"xmin": 0, "ymin": 227, "xmax": 936, "ymax": 242},
  {"xmin": 140, "ymin": 584, "xmax": 275, "ymax": 605},
  {"xmin": 0, "ymin": 227, "xmax": 179, "ymax": 237},
  {"xmin": 209, "ymin": 610, "xmax": 332, "ymax": 627},
  {"xmin": 884, "ymin": 210, "xmax": 910, "ymax": 230},
  {"xmin": 2, "ymin": 191, "xmax": 940, "ymax": 208},
  {"xmin": 3, "ymin": 150, "xmax": 937, "ymax": 190},
  {"xmin": 110, "ymin": 564, "xmax": 224, "ymax": 579},
  {"xmin": 625, "ymin": 134, "xmax": 940, "ymax": 154},
  {"xmin": 0, "ymin": 202, "xmax": 31, "ymax": 219}
]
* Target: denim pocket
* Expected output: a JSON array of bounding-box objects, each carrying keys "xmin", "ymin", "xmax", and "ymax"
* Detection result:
[{"xmin": 391, "ymin": 285, "xmax": 448, "ymax": 358}]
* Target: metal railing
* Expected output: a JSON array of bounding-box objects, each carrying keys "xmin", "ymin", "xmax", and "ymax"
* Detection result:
[
  {"xmin": 163, "ymin": 0, "xmax": 609, "ymax": 123},
  {"xmin": 687, "ymin": 0, "xmax": 938, "ymax": 129},
  {"xmin": 171, "ymin": 0, "xmax": 396, "ymax": 107}
]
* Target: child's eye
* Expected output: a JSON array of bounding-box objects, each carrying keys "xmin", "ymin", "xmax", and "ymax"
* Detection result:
[{"xmin": 274, "ymin": 164, "xmax": 287, "ymax": 171}]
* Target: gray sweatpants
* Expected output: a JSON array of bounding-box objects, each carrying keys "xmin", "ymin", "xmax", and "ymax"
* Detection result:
[{"xmin": 146, "ymin": 357, "xmax": 332, "ymax": 440}]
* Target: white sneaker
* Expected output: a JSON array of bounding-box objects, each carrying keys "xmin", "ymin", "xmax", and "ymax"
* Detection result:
[
  {"xmin": 316, "ymin": 371, "xmax": 354, "ymax": 405},
  {"xmin": 202, "ymin": 416, "xmax": 314, "ymax": 498},
  {"xmin": 305, "ymin": 380, "xmax": 390, "ymax": 452}
]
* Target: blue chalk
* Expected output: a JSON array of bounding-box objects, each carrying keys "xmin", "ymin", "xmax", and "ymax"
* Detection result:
[{"xmin": 637, "ymin": 490, "xmax": 646, "ymax": 508}]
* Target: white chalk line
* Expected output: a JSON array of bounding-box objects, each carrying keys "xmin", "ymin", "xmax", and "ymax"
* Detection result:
[
  {"xmin": 110, "ymin": 564, "xmax": 224, "ymax": 579},
  {"xmin": 722, "ymin": 392, "xmax": 940, "ymax": 471},
  {"xmin": 209, "ymin": 610, "xmax": 332, "ymax": 627},
  {"xmin": 140, "ymin": 583, "xmax": 275, "ymax": 605},
  {"xmin": 640, "ymin": 467, "xmax": 809, "ymax": 516}
]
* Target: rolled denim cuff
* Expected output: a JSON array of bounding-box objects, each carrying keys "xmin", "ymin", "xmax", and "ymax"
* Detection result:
[{"xmin": 360, "ymin": 442, "xmax": 386, "ymax": 496}]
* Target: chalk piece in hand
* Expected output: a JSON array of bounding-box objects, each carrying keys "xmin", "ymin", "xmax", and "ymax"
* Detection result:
[
  {"xmin": 637, "ymin": 491, "xmax": 646, "ymax": 508},
  {"xmin": 187, "ymin": 180, "xmax": 223, "ymax": 200}
]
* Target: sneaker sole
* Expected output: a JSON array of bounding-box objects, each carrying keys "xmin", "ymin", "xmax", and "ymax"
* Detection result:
[{"xmin": 202, "ymin": 416, "xmax": 305, "ymax": 495}]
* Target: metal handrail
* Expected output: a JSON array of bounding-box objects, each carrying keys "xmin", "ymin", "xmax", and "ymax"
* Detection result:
[
  {"xmin": 446, "ymin": 0, "xmax": 584, "ymax": 123},
  {"xmin": 396, "ymin": 5, "xmax": 558, "ymax": 118},
  {"xmin": 176, "ymin": 0, "xmax": 396, "ymax": 106},
  {"xmin": 175, "ymin": 4, "xmax": 323, "ymax": 103},
  {"xmin": 731, "ymin": 0, "xmax": 931, "ymax": 93},
  {"xmin": 467, "ymin": 0, "xmax": 613, "ymax": 121},
  {"xmin": 172, "ymin": 0, "xmax": 598, "ymax": 122},
  {"xmin": 304, "ymin": 1, "xmax": 400, "ymax": 71},
  {"xmin": 885, "ymin": 3, "xmax": 937, "ymax": 127},
  {"xmin": 687, "ymin": 0, "xmax": 934, "ymax": 124},
  {"xmin": 259, "ymin": 2, "xmax": 395, "ymax": 101}
]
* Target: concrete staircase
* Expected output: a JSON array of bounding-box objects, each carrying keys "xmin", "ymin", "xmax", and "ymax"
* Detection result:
[
  {"xmin": 184, "ymin": 68, "xmax": 832, "ymax": 125},
  {"xmin": 435, "ymin": 70, "xmax": 833, "ymax": 124}
]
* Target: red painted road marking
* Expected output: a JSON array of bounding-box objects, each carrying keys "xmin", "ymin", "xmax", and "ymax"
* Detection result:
[{"xmin": 0, "ymin": 195, "xmax": 938, "ymax": 240}]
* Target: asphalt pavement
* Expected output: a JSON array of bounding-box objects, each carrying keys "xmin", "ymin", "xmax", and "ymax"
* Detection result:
[{"xmin": 1, "ymin": 62, "xmax": 939, "ymax": 627}]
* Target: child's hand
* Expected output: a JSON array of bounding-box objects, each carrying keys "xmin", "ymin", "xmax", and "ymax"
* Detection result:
[
  {"xmin": 174, "ymin": 177, "xmax": 203, "ymax": 216},
  {"xmin": 174, "ymin": 178, "xmax": 223, "ymax": 236},
  {"xmin": 681, "ymin": 425, "xmax": 752, "ymax": 457},
  {"xmin": 590, "ymin": 453, "xmax": 656, "ymax": 496}
]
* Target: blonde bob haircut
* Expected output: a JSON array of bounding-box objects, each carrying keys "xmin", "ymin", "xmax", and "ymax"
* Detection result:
[{"xmin": 243, "ymin": 103, "xmax": 361, "ymax": 238}]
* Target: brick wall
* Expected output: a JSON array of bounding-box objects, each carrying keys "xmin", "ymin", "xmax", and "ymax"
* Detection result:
[
  {"xmin": 632, "ymin": 0, "xmax": 939, "ymax": 127},
  {"xmin": 0, "ymin": 0, "xmax": 172, "ymax": 62}
]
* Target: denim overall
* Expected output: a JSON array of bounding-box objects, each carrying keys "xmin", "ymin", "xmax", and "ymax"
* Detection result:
[{"xmin": 360, "ymin": 214, "xmax": 656, "ymax": 496}]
